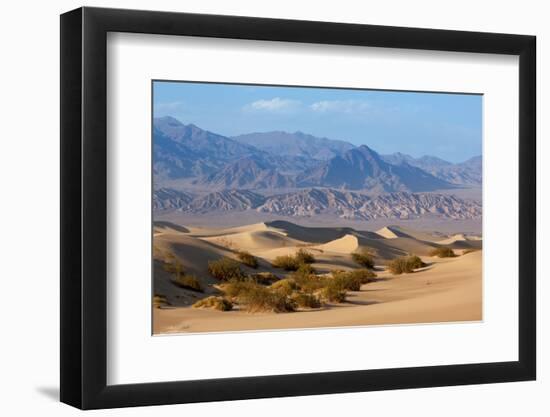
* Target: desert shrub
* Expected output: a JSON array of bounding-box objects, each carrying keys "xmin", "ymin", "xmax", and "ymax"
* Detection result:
[
  {"xmin": 270, "ymin": 278, "xmax": 298, "ymax": 296},
  {"xmin": 236, "ymin": 251, "xmax": 259, "ymax": 268},
  {"xmin": 193, "ymin": 296, "xmax": 233, "ymax": 311},
  {"xmin": 153, "ymin": 294, "xmax": 169, "ymax": 308},
  {"xmin": 429, "ymin": 247, "xmax": 457, "ymax": 258},
  {"xmin": 163, "ymin": 258, "xmax": 184, "ymax": 274},
  {"xmin": 290, "ymin": 263, "xmax": 316, "ymax": 279},
  {"xmin": 386, "ymin": 255, "xmax": 423, "ymax": 275},
  {"xmin": 221, "ymin": 279, "xmax": 260, "ymax": 299},
  {"xmin": 331, "ymin": 271, "xmax": 362, "ymax": 291},
  {"xmin": 351, "ymin": 248, "xmax": 375, "ymax": 269},
  {"xmin": 238, "ymin": 285, "xmax": 295, "ymax": 313},
  {"xmin": 348, "ymin": 268, "xmax": 377, "ymax": 284},
  {"xmin": 172, "ymin": 274, "xmax": 203, "ymax": 292},
  {"xmin": 249, "ymin": 272, "xmax": 279, "ymax": 285},
  {"xmin": 221, "ymin": 279, "xmax": 295, "ymax": 313},
  {"xmin": 295, "ymin": 249, "xmax": 316, "ymax": 264},
  {"xmin": 208, "ymin": 257, "xmax": 246, "ymax": 281},
  {"xmin": 272, "ymin": 249, "xmax": 316, "ymax": 270},
  {"xmin": 319, "ymin": 280, "xmax": 347, "ymax": 303},
  {"xmin": 407, "ymin": 255, "xmax": 426, "ymax": 269},
  {"xmin": 290, "ymin": 267, "xmax": 326, "ymax": 294},
  {"xmin": 272, "ymin": 254, "xmax": 301, "ymax": 271},
  {"xmin": 290, "ymin": 292, "xmax": 321, "ymax": 309}
]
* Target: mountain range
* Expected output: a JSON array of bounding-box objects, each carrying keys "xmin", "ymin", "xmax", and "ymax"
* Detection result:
[
  {"xmin": 153, "ymin": 187, "xmax": 482, "ymax": 220},
  {"xmin": 154, "ymin": 116, "xmax": 481, "ymax": 193}
]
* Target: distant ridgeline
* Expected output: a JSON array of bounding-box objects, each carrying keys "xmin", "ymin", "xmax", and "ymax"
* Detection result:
[{"xmin": 153, "ymin": 116, "xmax": 482, "ymax": 220}]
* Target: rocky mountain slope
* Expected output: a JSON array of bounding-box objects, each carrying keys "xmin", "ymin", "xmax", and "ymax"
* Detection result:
[{"xmin": 154, "ymin": 187, "xmax": 481, "ymax": 220}]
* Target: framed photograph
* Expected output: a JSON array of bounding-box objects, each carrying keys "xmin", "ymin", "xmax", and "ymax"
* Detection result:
[{"xmin": 60, "ymin": 6, "xmax": 536, "ymax": 409}]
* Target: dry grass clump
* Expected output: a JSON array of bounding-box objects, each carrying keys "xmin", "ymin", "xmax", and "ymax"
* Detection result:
[
  {"xmin": 331, "ymin": 271, "xmax": 363, "ymax": 291},
  {"xmin": 153, "ymin": 294, "xmax": 169, "ymax": 308},
  {"xmin": 387, "ymin": 255, "xmax": 426, "ymax": 274},
  {"xmin": 172, "ymin": 274, "xmax": 203, "ymax": 292},
  {"xmin": 295, "ymin": 249, "xmax": 316, "ymax": 264},
  {"xmin": 222, "ymin": 280, "xmax": 294, "ymax": 313},
  {"xmin": 348, "ymin": 268, "xmax": 378, "ymax": 284},
  {"xmin": 270, "ymin": 278, "xmax": 298, "ymax": 296},
  {"xmin": 249, "ymin": 272, "xmax": 279, "ymax": 285},
  {"xmin": 351, "ymin": 248, "xmax": 375, "ymax": 269},
  {"xmin": 239, "ymin": 286, "xmax": 295, "ymax": 313},
  {"xmin": 162, "ymin": 258, "xmax": 184, "ymax": 274},
  {"xmin": 407, "ymin": 255, "xmax": 426, "ymax": 269},
  {"xmin": 290, "ymin": 292, "xmax": 321, "ymax": 309},
  {"xmin": 221, "ymin": 280, "xmax": 259, "ymax": 299},
  {"xmin": 236, "ymin": 250, "xmax": 259, "ymax": 268},
  {"xmin": 192, "ymin": 296, "xmax": 233, "ymax": 311},
  {"xmin": 319, "ymin": 280, "xmax": 347, "ymax": 303},
  {"xmin": 271, "ymin": 254, "xmax": 301, "ymax": 271},
  {"xmin": 208, "ymin": 257, "xmax": 246, "ymax": 281},
  {"xmin": 272, "ymin": 249, "xmax": 316, "ymax": 271},
  {"xmin": 429, "ymin": 247, "xmax": 457, "ymax": 258}
]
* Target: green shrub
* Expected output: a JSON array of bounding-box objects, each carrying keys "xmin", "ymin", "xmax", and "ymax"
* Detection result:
[
  {"xmin": 351, "ymin": 248, "xmax": 375, "ymax": 269},
  {"xmin": 272, "ymin": 254, "xmax": 301, "ymax": 271},
  {"xmin": 236, "ymin": 251, "xmax": 259, "ymax": 268},
  {"xmin": 208, "ymin": 257, "xmax": 246, "ymax": 281},
  {"xmin": 387, "ymin": 255, "xmax": 425, "ymax": 274},
  {"xmin": 291, "ymin": 292, "xmax": 321, "ymax": 309},
  {"xmin": 295, "ymin": 249, "xmax": 316, "ymax": 264},
  {"xmin": 429, "ymin": 247, "xmax": 456, "ymax": 258},
  {"xmin": 193, "ymin": 296, "xmax": 233, "ymax": 311},
  {"xmin": 172, "ymin": 274, "xmax": 203, "ymax": 292}
]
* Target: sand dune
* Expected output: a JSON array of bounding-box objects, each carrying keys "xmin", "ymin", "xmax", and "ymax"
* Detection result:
[
  {"xmin": 437, "ymin": 233, "xmax": 467, "ymax": 245},
  {"xmin": 186, "ymin": 222, "xmax": 269, "ymax": 238},
  {"xmin": 153, "ymin": 220, "xmax": 482, "ymax": 333},
  {"xmin": 154, "ymin": 250, "xmax": 482, "ymax": 333},
  {"xmin": 315, "ymin": 234, "xmax": 359, "ymax": 254},
  {"xmin": 375, "ymin": 226, "xmax": 402, "ymax": 239},
  {"xmin": 153, "ymin": 220, "xmax": 190, "ymax": 234},
  {"xmin": 202, "ymin": 229, "xmax": 305, "ymax": 252}
]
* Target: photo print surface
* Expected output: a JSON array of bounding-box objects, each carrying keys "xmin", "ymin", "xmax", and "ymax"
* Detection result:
[{"xmin": 152, "ymin": 80, "xmax": 482, "ymax": 335}]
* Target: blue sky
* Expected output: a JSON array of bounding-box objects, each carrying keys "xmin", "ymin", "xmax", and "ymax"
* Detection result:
[{"xmin": 153, "ymin": 81, "xmax": 482, "ymax": 163}]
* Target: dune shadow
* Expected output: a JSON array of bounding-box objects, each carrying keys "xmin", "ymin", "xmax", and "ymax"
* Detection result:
[
  {"xmin": 345, "ymin": 299, "xmax": 381, "ymax": 306},
  {"xmin": 153, "ymin": 220, "xmax": 190, "ymax": 233}
]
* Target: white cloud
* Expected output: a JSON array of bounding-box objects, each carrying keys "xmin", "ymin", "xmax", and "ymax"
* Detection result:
[
  {"xmin": 154, "ymin": 101, "xmax": 185, "ymax": 115},
  {"xmin": 310, "ymin": 99, "xmax": 371, "ymax": 114},
  {"xmin": 245, "ymin": 97, "xmax": 301, "ymax": 112}
]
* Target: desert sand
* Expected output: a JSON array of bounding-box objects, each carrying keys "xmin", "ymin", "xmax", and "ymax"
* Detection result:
[{"xmin": 153, "ymin": 221, "xmax": 482, "ymax": 334}]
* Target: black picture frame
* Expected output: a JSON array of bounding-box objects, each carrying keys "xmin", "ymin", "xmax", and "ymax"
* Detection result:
[{"xmin": 60, "ymin": 6, "xmax": 536, "ymax": 410}]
